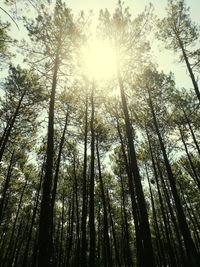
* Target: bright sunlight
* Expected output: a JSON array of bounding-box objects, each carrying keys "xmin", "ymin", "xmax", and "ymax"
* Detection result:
[{"xmin": 83, "ymin": 40, "xmax": 117, "ymax": 80}]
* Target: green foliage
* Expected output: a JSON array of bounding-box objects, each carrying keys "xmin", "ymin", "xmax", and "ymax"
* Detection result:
[
  {"xmin": 157, "ymin": 0, "xmax": 200, "ymax": 71},
  {"xmin": 0, "ymin": 19, "xmax": 11, "ymax": 66},
  {"xmin": 0, "ymin": 1, "xmax": 200, "ymax": 266}
]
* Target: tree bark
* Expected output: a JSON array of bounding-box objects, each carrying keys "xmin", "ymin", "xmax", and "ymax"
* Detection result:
[
  {"xmin": 148, "ymin": 88, "xmax": 200, "ymax": 266},
  {"xmin": 2, "ymin": 180, "xmax": 27, "ymax": 267},
  {"xmin": 119, "ymin": 172, "xmax": 133, "ymax": 267},
  {"xmin": 178, "ymin": 37, "xmax": 200, "ymax": 103},
  {"xmin": 81, "ymin": 91, "xmax": 88, "ymax": 267},
  {"xmin": 89, "ymin": 81, "xmax": 96, "ymax": 267},
  {"xmin": 0, "ymin": 151, "xmax": 14, "ymax": 224},
  {"xmin": 116, "ymin": 118, "xmax": 143, "ymax": 267},
  {"xmin": 182, "ymin": 108, "xmax": 200, "ymax": 157},
  {"xmin": 96, "ymin": 136, "xmax": 112, "ymax": 267},
  {"xmin": 107, "ymin": 191, "xmax": 121, "ymax": 267},
  {"xmin": 22, "ymin": 167, "xmax": 43, "ymax": 267},
  {"xmin": 38, "ymin": 50, "xmax": 59, "ymax": 267},
  {"xmin": 145, "ymin": 163, "xmax": 167, "ymax": 267},
  {"xmin": 117, "ymin": 71, "xmax": 155, "ymax": 267},
  {"xmin": 179, "ymin": 127, "xmax": 200, "ymax": 188},
  {"xmin": 0, "ymin": 91, "xmax": 26, "ymax": 163}
]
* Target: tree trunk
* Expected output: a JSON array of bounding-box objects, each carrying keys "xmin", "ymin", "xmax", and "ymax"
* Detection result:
[
  {"xmin": 156, "ymin": 156, "xmax": 187, "ymax": 266},
  {"xmin": 51, "ymin": 112, "xmax": 69, "ymax": 213},
  {"xmin": 58, "ymin": 194, "xmax": 65, "ymax": 267},
  {"xmin": 73, "ymin": 154, "xmax": 80, "ymax": 267},
  {"xmin": 81, "ymin": 90, "xmax": 88, "ymax": 267},
  {"xmin": 145, "ymin": 163, "xmax": 167, "ymax": 267},
  {"xmin": 179, "ymin": 183, "xmax": 200, "ymax": 248},
  {"xmin": 22, "ymin": 167, "xmax": 43, "ymax": 267},
  {"xmin": 9, "ymin": 218, "xmax": 23, "ymax": 267},
  {"xmin": 182, "ymin": 108, "xmax": 200, "ymax": 157},
  {"xmin": 148, "ymin": 88, "xmax": 200, "ymax": 266},
  {"xmin": 89, "ymin": 81, "xmax": 96, "ymax": 267},
  {"xmin": 107, "ymin": 191, "xmax": 121, "ymax": 267},
  {"xmin": 2, "ymin": 180, "xmax": 27, "ymax": 267},
  {"xmin": 179, "ymin": 127, "xmax": 200, "ymax": 188},
  {"xmin": 0, "ymin": 91, "xmax": 26, "ymax": 163},
  {"xmin": 178, "ymin": 37, "xmax": 200, "ymax": 103},
  {"xmin": 96, "ymin": 136, "xmax": 112, "ymax": 267},
  {"xmin": 116, "ymin": 118, "xmax": 143, "ymax": 266},
  {"xmin": 0, "ymin": 151, "xmax": 14, "ymax": 224},
  {"xmin": 146, "ymin": 127, "xmax": 179, "ymax": 266},
  {"xmin": 119, "ymin": 172, "xmax": 133, "ymax": 267},
  {"xmin": 38, "ymin": 50, "xmax": 59, "ymax": 267},
  {"xmin": 0, "ymin": 116, "xmax": 12, "ymax": 152},
  {"xmin": 66, "ymin": 189, "xmax": 75, "ymax": 266},
  {"xmin": 117, "ymin": 71, "xmax": 155, "ymax": 267}
]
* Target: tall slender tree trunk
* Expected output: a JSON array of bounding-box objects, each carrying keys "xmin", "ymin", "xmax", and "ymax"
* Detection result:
[
  {"xmin": 155, "ymin": 156, "xmax": 187, "ymax": 266},
  {"xmin": 58, "ymin": 194, "xmax": 65, "ymax": 267},
  {"xmin": 66, "ymin": 188, "xmax": 75, "ymax": 266},
  {"xmin": 38, "ymin": 50, "xmax": 60, "ymax": 267},
  {"xmin": 31, "ymin": 230, "xmax": 39, "ymax": 267},
  {"xmin": 179, "ymin": 183, "xmax": 200, "ymax": 248},
  {"xmin": 116, "ymin": 118, "xmax": 142, "ymax": 267},
  {"xmin": 107, "ymin": 191, "xmax": 121, "ymax": 267},
  {"xmin": 81, "ymin": 90, "xmax": 88, "ymax": 267},
  {"xmin": 119, "ymin": 172, "xmax": 133, "ymax": 267},
  {"xmin": 51, "ymin": 112, "xmax": 68, "ymax": 211},
  {"xmin": 2, "ymin": 180, "xmax": 27, "ymax": 267},
  {"xmin": 22, "ymin": 168, "xmax": 43, "ymax": 267},
  {"xmin": 0, "ymin": 151, "xmax": 14, "ymax": 224},
  {"xmin": 73, "ymin": 154, "xmax": 80, "ymax": 267},
  {"xmin": 146, "ymin": 127, "xmax": 179, "ymax": 266},
  {"xmin": 179, "ymin": 127, "xmax": 200, "ymax": 188},
  {"xmin": 148, "ymin": 88, "xmax": 200, "ymax": 266},
  {"xmin": 97, "ymin": 206, "xmax": 101, "ymax": 265},
  {"xmin": 178, "ymin": 37, "xmax": 200, "ymax": 103},
  {"xmin": 89, "ymin": 81, "xmax": 96, "ymax": 267},
  {"xmin": 0, "ymin": 116, "xmax": 12, "ymax": 151},
  {"xmin": 186, "ymin": 193, "xmax": 200, "ymax": 236},
  {"xmin": 117, "ymin": 71, "xmax": 155, "ymax": 267},
  {"xmin": 182, "ymin": 108, "xmax": 200, "ymax": 157},
  {"xmin": 9, "ymin": 218, "xmax": 23, "ymax": 267},
  {"xmin": 145, "ymin": 163, "xmax": 167, "ymax": 267},
  {"xmin": 96, "ymin": 136, "xmax": 112, "ymax": 267},
  {"xmin": 0, "ymin": 91, "xmax": 25, "ymax": 163},
  {"xmin": 49, "ymin": 112, "xmax": 68, "ymax": 265},
  {"xmin": 13, "ymin": 222, "xmax": 28, "ymax": 267}
]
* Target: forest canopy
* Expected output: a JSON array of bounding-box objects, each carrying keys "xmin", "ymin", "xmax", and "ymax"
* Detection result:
[{"xmin": 0, "ymin": 0, "xmax": 200, "ymax": 267}]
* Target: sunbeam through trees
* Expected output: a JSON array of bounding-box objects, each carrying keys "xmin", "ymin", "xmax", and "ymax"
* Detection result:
[{"xmin": 0, "ymin": 0, "xmax": 200, "ymax": 266}]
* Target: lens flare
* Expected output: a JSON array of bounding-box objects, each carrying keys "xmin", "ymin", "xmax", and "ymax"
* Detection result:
[{"xmin": 83, "ymin": 40, "xmax": 117, "ymax": 80}]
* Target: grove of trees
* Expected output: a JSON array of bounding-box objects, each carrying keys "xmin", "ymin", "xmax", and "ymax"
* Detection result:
[{"xmin": 0, "ymin": 0, "xmax": 199, "ymax": 266}]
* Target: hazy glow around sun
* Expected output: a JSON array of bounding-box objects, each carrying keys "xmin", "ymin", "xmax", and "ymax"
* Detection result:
[{"xmin": 83, "ymin": 40, "xmax": 117, "ymax": 80}]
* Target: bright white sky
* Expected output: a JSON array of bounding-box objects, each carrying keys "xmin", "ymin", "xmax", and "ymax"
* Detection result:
[
  {"xmin": 66, "ymin": 0, "xmax": 200, "ymax": 21},
  {"xmin": 1, "ymin": 0, "xmax": 200, "ymax": 89},
  {"xmin": 66, "ymin": 0, "xmax": 200, "ymax": 89}
]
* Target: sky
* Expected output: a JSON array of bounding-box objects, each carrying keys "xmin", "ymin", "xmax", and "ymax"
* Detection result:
[
  {"xmin": 2, "ymin": 0, "xmax": 200, "ymax": 29},
  {"xmin": 1, "ymin": 0, "xmax": 200, "ymax": 89},
  {"xmin": 63, "ymin": 0, "xmax": 200, "ymax": 89},
  {"xmin": 65, "ymin": 0, "xmax": 200, "ymax": 21}
]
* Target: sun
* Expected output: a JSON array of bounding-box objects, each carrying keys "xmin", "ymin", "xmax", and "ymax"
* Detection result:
[{"xmin": 83, "ymin": 39, "xmax": 117, "ymax": 80}]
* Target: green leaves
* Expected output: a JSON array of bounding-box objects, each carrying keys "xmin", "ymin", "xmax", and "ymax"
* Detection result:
[
  {"xmin": 157, "ymin": 0, "xmax": 199, "ymax": 53},
  {"xmin": 0, "ymin": 19, "xmax": 12, "ymax": 65}
]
